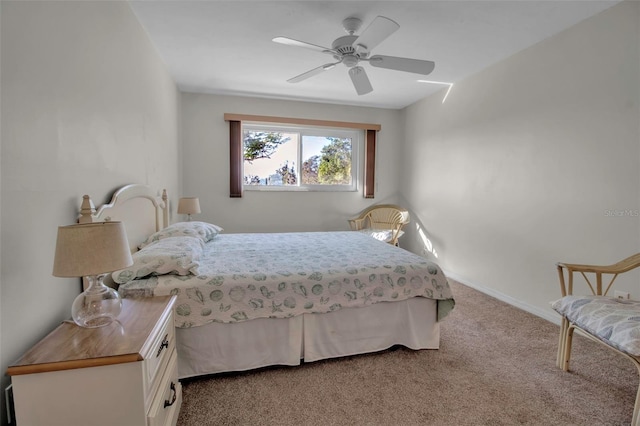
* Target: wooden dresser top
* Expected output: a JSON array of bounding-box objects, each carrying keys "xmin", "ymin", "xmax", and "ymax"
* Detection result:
[{"xmin": 7, "ymin": 296, "xmax": 175, "ymax": 376}]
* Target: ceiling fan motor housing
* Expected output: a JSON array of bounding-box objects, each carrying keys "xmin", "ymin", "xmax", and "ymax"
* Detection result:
[{"xmin": 332, "ymin": 35, "xmax": 362, "ymax": 67}]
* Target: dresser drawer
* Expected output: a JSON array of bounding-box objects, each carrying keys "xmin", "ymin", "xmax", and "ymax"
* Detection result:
[
  {"xmin": 145, "ymin": 307, "xmax": 175, "ymax": 406},
  {"xmin": 148, "ymin": 349, "xmax": 181, "ymax": 426}
]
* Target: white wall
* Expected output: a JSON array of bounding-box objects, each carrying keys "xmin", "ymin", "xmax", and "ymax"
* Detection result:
[
  {"xmin": 0, "ymin": 2, "xmax": 180, "ymax": 424},
  {"xmin": 180, "ymin": 93, "xmax": 403, "ymax": 233},
  {"xmin": 1, "ymin": 3, "xmax": 637, "ymax": 424},
  {"xmin": 401, "ymin": 0, "xmax": 640, "ymax": 322}
]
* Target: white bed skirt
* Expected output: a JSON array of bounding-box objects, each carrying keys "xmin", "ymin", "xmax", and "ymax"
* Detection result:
[{"xmin": 176, "ymin": 298, "xmax": 439, "ymax": 379}]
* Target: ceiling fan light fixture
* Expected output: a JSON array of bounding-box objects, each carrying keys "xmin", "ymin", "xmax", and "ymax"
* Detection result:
[{"xmin": 342, "ymin": 55, "xmax": 359, "ymax": 68}]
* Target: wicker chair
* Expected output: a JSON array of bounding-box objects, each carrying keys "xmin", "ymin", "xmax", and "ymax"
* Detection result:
[
  {"xmin": 553, "ymin": 253, "xmax": 640, "ymax": 426},
  {"xmin": 348, "ymin": 204, "xmax": 410, "ymax": 246}
]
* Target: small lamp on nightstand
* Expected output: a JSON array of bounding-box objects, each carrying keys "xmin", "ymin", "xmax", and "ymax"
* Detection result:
[
  {"xmin": 53, "ymin": 221, "xmax": 133, "ymax": 328},
  {"xmin": 177, "ymin": 197, "xmax": 201, "ymax": 221}
]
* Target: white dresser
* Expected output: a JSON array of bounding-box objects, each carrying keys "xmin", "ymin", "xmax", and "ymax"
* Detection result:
[{"xmin": 7, "ymin": 296, "xmax": 181, "ymax": 426}]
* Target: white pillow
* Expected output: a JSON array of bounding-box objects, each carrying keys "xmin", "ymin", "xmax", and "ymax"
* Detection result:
[
  {"xmin": 112, "ymin": 236, "xmax": 204, "ymax": 284},
  {"xmin": 138, "ymin": 221, "xmax": 223, "ymax": 249}
]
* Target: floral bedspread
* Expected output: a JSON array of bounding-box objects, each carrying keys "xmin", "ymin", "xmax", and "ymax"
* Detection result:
[{"xmin": 119, "ymin": 231, "xmax": 454, "ymax": 328}]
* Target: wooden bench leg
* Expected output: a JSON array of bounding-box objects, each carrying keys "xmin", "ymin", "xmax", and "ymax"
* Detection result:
[
  {"xmin": 562, "ymin": 324, "xmax": 575, "ymax": 372},
  {"xmin": 557, "ymin": 317, "xmax": 569, "ymax": 369},
  {"xmin": 556, "ymin": 317, "xmax": 574, "ymax": 372},
  {"xmin": 633, "ymin": 385, "xmax": 640, "ymax": 426},
  {"xmin": 632, "ymin": 358, "xmax": 640, "ymax": 426},
  {"xmin": 559, "ymin": 323, "xmax": 640, "ymax": 424}
]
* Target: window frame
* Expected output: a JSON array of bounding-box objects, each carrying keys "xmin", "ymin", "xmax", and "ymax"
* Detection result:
[
  {"xmin": 226, "ymin": 114, "xmax": 380, "ymax": 199},
  {"xmin": 241, "ymin": 122, "xmax": 361, "ymax": 192}
]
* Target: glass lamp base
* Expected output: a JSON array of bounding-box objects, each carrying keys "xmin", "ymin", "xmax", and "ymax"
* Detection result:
[{"xmin": 72, "ymin": 275, "xmax": 122, "ymax": 328}]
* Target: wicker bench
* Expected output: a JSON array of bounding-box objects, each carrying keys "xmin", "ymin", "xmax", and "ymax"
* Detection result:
[{"xmin": 552, "ymin": 253, "xmax": 640, "ymax": 426}]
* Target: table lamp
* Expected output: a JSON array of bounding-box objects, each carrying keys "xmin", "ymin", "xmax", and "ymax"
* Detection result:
[
  {"xmin": 177, "ymin": 197, "xmax": 201, "ymax": 221},
  {"xmin": 52, "ymin": 221, "xmax": 133, "ymax": 328}
]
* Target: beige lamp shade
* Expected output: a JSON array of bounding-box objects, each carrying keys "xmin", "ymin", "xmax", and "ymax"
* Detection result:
[
  {"xmin": 177, "ymin": 197, "xmax": 201, "ymax": 215},
  {"xmin": 52, "ymin": 222, "xmax": 133, "ymax": 277}
]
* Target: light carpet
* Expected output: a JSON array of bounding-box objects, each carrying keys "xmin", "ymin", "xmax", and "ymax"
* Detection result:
[{"xmin": 176, "ymin": 280, "xmax": 637, "ymax": 425}]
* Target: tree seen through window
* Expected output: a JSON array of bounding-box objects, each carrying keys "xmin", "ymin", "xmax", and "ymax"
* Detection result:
[{"xmin": 243, "ymin": 127, "xmax": 355, "ymax": 189}]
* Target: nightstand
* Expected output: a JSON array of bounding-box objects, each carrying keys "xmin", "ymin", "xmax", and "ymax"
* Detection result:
[{"xmin": 7, "ymin": 295, "xmax": 181, "ymax": 426}]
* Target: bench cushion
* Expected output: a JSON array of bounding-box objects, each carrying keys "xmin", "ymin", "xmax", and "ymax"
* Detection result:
[{"xmin": 552, "ymin": 295, "xmax": 640, "ymax": 357}]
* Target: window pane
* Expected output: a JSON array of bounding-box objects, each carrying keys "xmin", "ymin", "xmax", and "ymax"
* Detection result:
[
  {"xmin": 240, "ymin": 124, "xmax": 359, "ymax": 192},
  {"xmin": 243, "ymin": 131, "xmax": 298, "ymax": 186},
  {"xmin": 302, "ymin": 135, "xmax": 352, "ymax": 185}
]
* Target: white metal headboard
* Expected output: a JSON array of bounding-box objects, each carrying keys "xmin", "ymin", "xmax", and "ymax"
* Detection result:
[{"xmin": 78, "ymin": 184, "xmax": 169, "ymax": 252}]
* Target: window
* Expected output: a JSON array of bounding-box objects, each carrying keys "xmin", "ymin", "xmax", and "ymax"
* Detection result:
[
  {"xmin": 225, "ymin": 114, "xmax": 379, "ymax": 198},
  {"xmin": 242, "ymin": 124, "xmax": 360, "ymax": 192}
]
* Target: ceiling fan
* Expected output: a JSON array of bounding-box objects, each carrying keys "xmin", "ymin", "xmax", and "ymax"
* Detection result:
[{"xmin": 273, "ymin": 15, "xmax": 435, "ymax": 96}]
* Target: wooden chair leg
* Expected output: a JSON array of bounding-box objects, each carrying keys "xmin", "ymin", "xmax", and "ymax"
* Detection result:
[
  {"xmin": 562, "ymin": 325, "xmax": 575, "ymax": 372},
  {"xmin": 633, "ymin": 385, "xmax": 640, "ymax": 426},
  {"xmin": 632, "ymin": 358, "xmax": 640, "ymax": 426},
  {"xmin": 557, "ymin": 317, "xmax": 568, "ymax": 369}
]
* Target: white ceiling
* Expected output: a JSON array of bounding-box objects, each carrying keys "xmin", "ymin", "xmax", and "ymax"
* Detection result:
[{"xmin": 129, "ymin": 1, "xmax": 619, "ymax": 109}]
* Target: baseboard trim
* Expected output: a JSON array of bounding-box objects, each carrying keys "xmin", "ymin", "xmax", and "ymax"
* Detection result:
[{"xmin": 443, "ymin": 269, "xmax": 561, "ymax": 326}]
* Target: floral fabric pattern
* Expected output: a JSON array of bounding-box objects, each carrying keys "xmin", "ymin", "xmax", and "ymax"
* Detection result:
[
  {"xmin": 552, "ymin": 295, "xmax": 640, "ymax": 357},
  {"xmin": 119, "ymin": 231, "xmax": 454, "ymax": 328}
]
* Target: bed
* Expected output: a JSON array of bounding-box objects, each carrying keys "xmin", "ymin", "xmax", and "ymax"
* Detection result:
[{"xmin": 79, "ymin": 184, "xmax": 455, "ymax": 379}]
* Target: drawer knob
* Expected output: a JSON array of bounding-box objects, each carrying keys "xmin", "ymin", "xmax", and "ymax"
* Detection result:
[
  {"xmin": 157, "ymin": 334, "xmax": 169, "ymax": 357},
  {"xmin": 164, "ymin": 382, "xmax": 177, "ymax": 408}
]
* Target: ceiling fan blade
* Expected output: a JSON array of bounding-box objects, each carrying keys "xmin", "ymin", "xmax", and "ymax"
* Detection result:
[
  {"xmin": 287, "ymin": 63, "xmax": 338, "ymax": 83},
  {"xmin": 352, "ymin": 16, "xmax": 399, "ymax": 52},
  {"xmin": 368, "ymin": 55, "xmax": 435, "ymax": 76},
  {"xmin": 348, "ymin": 66, "xmax": 373, "ymax": 95},
  {"xmin": 272, "ymin": 37, "xmax": 336, "ymax": 55}
]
